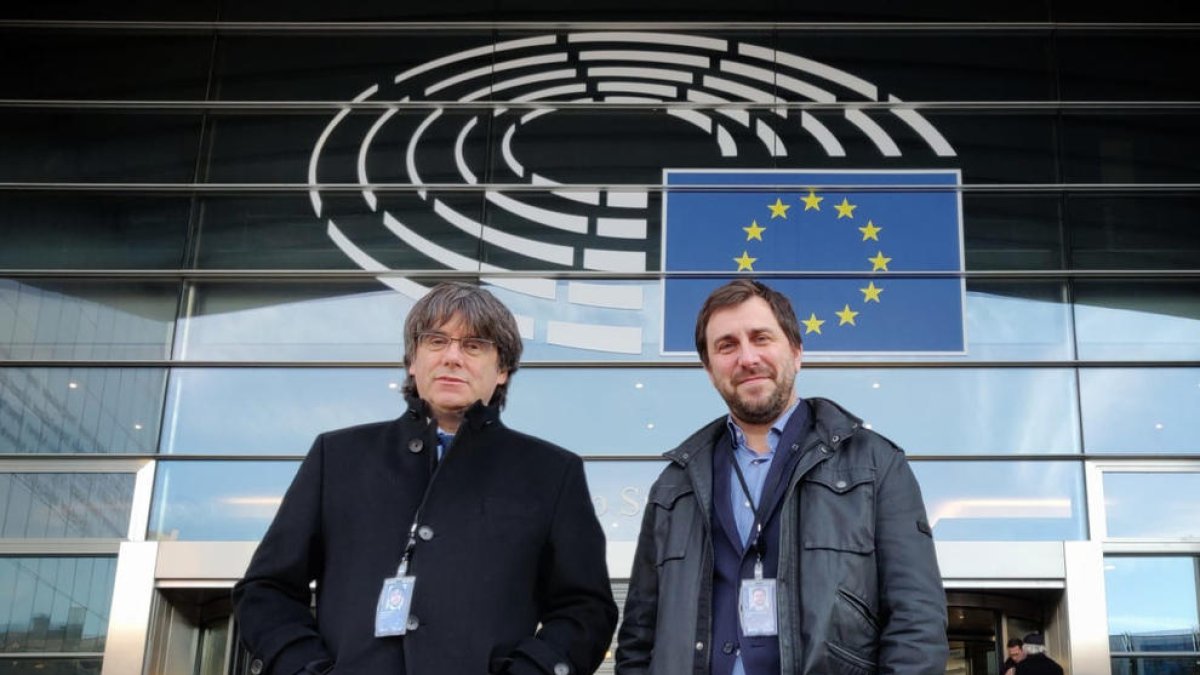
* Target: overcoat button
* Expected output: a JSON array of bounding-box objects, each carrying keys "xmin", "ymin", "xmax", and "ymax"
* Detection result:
[
  {"xmin": 722, "ymin": 642, "xmax": 735, "ymax": 654},
  {"xmin": 695, "ymin": 641, "xmax": 705, "ymax": 651},
  {"xmin": 249, "ymin": 659, "xmax": 263, "ymax": 675},
  {"xmin": 553, "ymin": 663, "xmax": 570, "ymax": 675},
  {"xmin": 417, "ymin": 525, "xmax": 434, "ymax": 541},
  {"xmin": 835, "ymin": 480, "xmax": 848, "ymax": 489},
  {"xmin": 407, "ymin": 615, "xmax": 420, "ymax": 630},
  {"xmin": 408, "ymin": 439, "xmax": 423, "ymax": 453}
]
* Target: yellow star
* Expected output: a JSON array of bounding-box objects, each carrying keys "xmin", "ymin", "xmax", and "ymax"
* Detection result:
[
  {"xmin": 743, "ymin": 220, "xmax": 766, "ymax": 241},
  {"xmin": 802, "ymin": 190, "xmax": 823, "ymax": 211},
  {"xmin": 835, "ymin": 304, "xmax": 859, "ymax": 326},
  {"xmin": 869, "ymin": 251, "xmax": 892, "ymax": 271},
  {"xmin": 859, "ymin": 220, "xmax": 882, "ymax": 241},
  {"xmin": 801, "ymin": 312, "xmax": 825, "ymax": 334},
  {"xmin": 767, "ymin": 198, "xmax": 790, "ymax": 219},
  {"xmin": 835, "ymin": 198, "xmax": 857, "ymax": 219},
  {"xmin": 734, "ymin": 251, "xmax": 757, "ymax": 271},
  {"xmin": 860, "ymin": 281, "xmax": 884, "ymax": 303}
]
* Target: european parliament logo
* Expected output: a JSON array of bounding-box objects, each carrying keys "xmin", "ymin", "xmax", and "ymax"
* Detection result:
[{"xmin": 662, "ymin": 170, "xmax": 966, "ymax": 355}]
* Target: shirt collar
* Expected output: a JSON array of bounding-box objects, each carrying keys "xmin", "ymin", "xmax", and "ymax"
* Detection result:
[{"xmin": 726, "ymin": 398, "xmax": 801, "ymax": 457}]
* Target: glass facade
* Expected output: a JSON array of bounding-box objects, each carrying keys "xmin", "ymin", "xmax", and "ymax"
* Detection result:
[{"xmin": 2, "ymin": 6, "xmax": 1198, "ymax": 674}]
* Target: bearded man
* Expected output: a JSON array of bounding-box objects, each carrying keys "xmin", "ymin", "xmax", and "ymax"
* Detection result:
[{"xmin": 616, "ymin": 279, "xmax": 948, "ymax": 675}]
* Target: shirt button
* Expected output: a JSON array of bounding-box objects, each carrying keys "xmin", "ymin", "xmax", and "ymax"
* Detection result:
[
  {"xmin": 553, "ymin": 663, "xmax": 570, "ymax": 675},
  {"xmin": 408, "ymin": 439, "xmax": 423, "ymax": 453},
  {"xmin": 744, "ymin": 501, "xmax": 751, "ymax": 508},
  {"xmin": 406, "ymin": 614, "xmax": 420, "ymax": 630},
  {"xmin": 722, "ymin": 642, "xmax": 735, "ymax": 654},
  {"xmin": 835, "ymin": 480, "xmax": 847, "ymax": 489},
  {"xmin": 417, "ymin": 525, "xmax": 434, "ymax": 541},
  {"xmin": 695, "ymin": 641, "xmax": 705, "ymax": 651}
]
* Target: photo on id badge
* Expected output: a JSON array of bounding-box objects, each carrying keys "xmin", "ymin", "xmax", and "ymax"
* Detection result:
[{"xmin": 739, "ymin": 579, "xmax": 778, "ymax": 636}]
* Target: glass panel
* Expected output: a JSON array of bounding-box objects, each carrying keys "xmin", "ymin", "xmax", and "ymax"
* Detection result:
[
  {"xmin": 964, "ymin": 194, "xmax": 1063, "ymax": 270},
  {"xmin": 1080, "ymin": 369, "xmax": 1200, "ymax": 454},
  {"xmin": 0, "ymin": 368, "xmax": 166, "ymax": 455},
  {"xmin": 0, "ymin": 30, "xmax": 210, "ymax": 99},
  {"xmin": 1058, "ymin": 30, "xmax": 1200, "ymax": 100},
  {"xmin": 1075, "ymin": 281, "xmax": 1200, "ymax": 361},
  {"xmin": 1111, "ymin": 657, "xmax": 1200, "ymax": 675},
  {"xmin": 0, "ymin": 195, "xmax": 189, "ymax": 270},
  {"xmin": 176, "ymin": 282, "xmax": 411, "ymax": 361},
  {"xmin": 1068, "ymin": 195, "xmax": 1200, "ymax": 271},
  {"xmin": 1062, "ymin": 113, "xmax": 1200, "ymax": 183},
  {"xmin": 1105, "ymin": 557, "xmax": 1200, "ymax": 652},
  {"xmin": 0, "ymin": 280, "xmax": 178, "ymax": 360},
  {"xmin": 177, "ymin": 279, "xmax": 1068, "ymax": 363},
  {"xmin": 585, "ymin": 461, "xmax": 668, "ymax": 545},
  {"xmin": 0, "ymin": 113, "xmax": 202, "ymax": 183},
  {"xmin": 914, "ymin": 461, "xmax": 1086, "ymax": 541},
  {"xmin": 149, "ymin": 461, "xmax": 299, "ymax": 541},
  {"xmin": 0, "ymin": 474, "xmax": 134, "ymax": 538},
  {"xmin": 0, "ymin": 659, "xmax": 104, "ymax": 674},
  {"xmin": 161, "ymin": 369, "xmax": 406, "ymax": 455},
  {"xmin": 0, "ymin": 556, "xmax": 116, "ymax": 653},
  {"xmin": 1104, "ymin": 474, "xmax": 1200, "ymax": 539}
]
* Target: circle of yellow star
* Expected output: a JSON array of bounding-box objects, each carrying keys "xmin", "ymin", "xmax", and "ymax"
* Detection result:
[
  {"xmin": 802, "ymin": 312, "xmax": 825, "ymax": 334},
  {"xmin": 859, "ymin": 220, "xmax": 882, "ymax": 241},
  {"xmin": 767, "ymin": 198, "xmax": 790, "ymax": 219},
  {"xmin": 734, "ymin": 251, "xmax": 757, "ymax": 271},
  {"xmin": 835, "ymin": 304, "xmax": 859, "ymax": 326},
  {"xmin": 860, "ymin": 281, "xmax": 884, "ymax": 303},
  {"xmin": 835, "ymin": 198, "xmax": 857, "ymax": 219},
  {"xmin": 869, "ymin": 251, "xmax": 892, "ymax": 271},
  {"xmin": 743, "ymin": 220, "xmax": 766, "ymax": 241},
  {"xmin": 802, "ymin": 190, "xmax": 823, "ymax": 211}
]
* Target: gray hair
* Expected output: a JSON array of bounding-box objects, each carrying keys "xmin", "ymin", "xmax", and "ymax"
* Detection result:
[
  {"xmin": 402, "ymin": 282, "xmax": 523, "ymax": 407},
  {"xmin": 1023, "ymin": 644, "xmax": 1047, "ymax": 656}
]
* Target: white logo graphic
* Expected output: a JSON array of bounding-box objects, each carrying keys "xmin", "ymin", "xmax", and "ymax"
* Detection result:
[{"xmin": 307, "ymin": 32, "xmax": 955, "ymax": 355}]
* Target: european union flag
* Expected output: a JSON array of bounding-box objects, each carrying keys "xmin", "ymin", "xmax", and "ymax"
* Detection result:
[{"xmin": 662, "ymin": 170, "xmax": 965, "ymax": 354}]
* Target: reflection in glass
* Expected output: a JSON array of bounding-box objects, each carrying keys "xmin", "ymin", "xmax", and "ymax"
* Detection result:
[
  {"xmin": 0, "ymin": 557, "xmax": 116, "ymax": 653},
  {"xmin": 0, "ymin": 659, "xmax": 103, "ymax": 674},
  {"xmin": 0, "ymin": 368, "xmax": 166, "ymax": 454},
  {"xmin": 583, "ymin": 461, "xmax": 668, "ymax": 544},
  {"xmin": 1075, "ymin": 282, "xmax": 1200, "ymax": 361},
  {"xmin": 0, "ymin": 474, "xmax": 133, "ymax": 538},
  {"xmin": 1111, "ymin": 657, "xmax": 1200, "ymax": 675},
  {"xmin": 1080, "ymin": 369, "xmax": 1200, "ymax": 454},
  {"xmin": 913, "ymin": 461, "xmax": 1086, "ymax": 541},
  {"xmin": 1104, "ymin": 474, "xmax": 1200, "ymax": 539},
  {"xmin": 176, "ymin": 279, "xmax": 1070, "ymax": 363},
  {"xmin": 1105, "ymin": 557, "xmax": 1200, "ymax": 652},
  {"xmin": 0, "ymin": 280, "xmax": 177, "ymax": 360},
  {"xmin": 176, "ymin": 282, "xmax": 411, "ymax": 361},
  {"xmin": 162, "ymin": 369, "xmax": 406, "ymax": 455},
  {"xmin": 149, "ymin": 461, "xmax": 299, "ymax": 541}
]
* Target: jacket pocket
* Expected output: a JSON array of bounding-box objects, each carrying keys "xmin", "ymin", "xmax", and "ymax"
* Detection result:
[
  {"xmin": 825, "ymin": 640, "xmax": 878, "ymax": 674},
  {"xmin": 648, "ymin": 482, "xmax": 696, "ymax": 565},
  {"xmin": 800, "ymin": 468, "xmax": 875, "ymax": 554}
]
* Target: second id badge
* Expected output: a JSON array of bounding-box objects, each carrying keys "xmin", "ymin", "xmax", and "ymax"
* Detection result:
[
  {"xmin": 738, "ymin": 577, "xmax": 778, "ymax": 637},
  {"xmin": 374, "ymin": 576, "xmax": 416, "ymax": 637}
]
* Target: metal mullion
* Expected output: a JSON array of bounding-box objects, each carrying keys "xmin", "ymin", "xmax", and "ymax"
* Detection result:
[
  {"xmin": 1, "ymin": 20, "xmax": 1199, "ymax": 31},
  {"xmin": 0, "ymin": 651, "xmax": 106, "ymax": 658},
  {"xmin": 3, "ymin": 269, "xmax": 1200, "ymax": 280},
  {"xmin": 1, "ymin": 358, "xmax": 1198, "ymax": 368}
]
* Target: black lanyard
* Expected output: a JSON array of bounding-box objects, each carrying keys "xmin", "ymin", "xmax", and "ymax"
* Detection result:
[
  {"xmin": 730, "ymin": 452, "xmax": 768, "ymax": 561},
  {"xmin": 396, "ymin": 428, "xmax": 450, "ymax": 575}
]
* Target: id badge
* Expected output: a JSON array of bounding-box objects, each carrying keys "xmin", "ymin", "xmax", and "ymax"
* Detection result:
[
  {"xmin": 374, "ymin": 576, "xmax": 416, "ymax": 637},
  {"xmin": 738, "ymin": 577, "xmax": 778, "ymax": 637}
]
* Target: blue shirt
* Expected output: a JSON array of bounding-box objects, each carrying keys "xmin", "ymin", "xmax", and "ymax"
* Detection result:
[
  {"xmin": 725, "ymin": 400, "xmax": 800, "ymax": 675},
  {"xmin": 436, "ymin": 429, "xmax": 454, "ymax": 461}
]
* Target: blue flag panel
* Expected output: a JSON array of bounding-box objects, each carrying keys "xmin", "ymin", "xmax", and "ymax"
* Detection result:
[{"xmin": 661, "ymin": 170, "xmax": 966, "ymax": 354}]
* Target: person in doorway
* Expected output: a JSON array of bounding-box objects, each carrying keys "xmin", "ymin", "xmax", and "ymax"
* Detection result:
[
  {"xmin": 1002, "ymin": 637, "xmax": 1025, "ymax": 675},
  {"xmin": 233, "ymin": 282, "xmax": 617, "ymax": 675},
  {"xmin": 1015, "ymin": 633, "xmax": 1063, "ymax": 675},
  {"xmin": 616, "ymin": 279, "xmax": 948, "ymax": 675}
]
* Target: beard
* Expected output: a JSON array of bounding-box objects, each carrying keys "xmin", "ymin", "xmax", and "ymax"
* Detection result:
[{"xmin": 720, "ymin": 367, "xmax": 796, "ymax": 426}]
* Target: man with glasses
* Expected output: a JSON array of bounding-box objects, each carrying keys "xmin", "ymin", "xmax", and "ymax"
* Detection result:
[
  {"xmin": 234, "ymin": 282, "xmax": 617, "ymax": 675},
  {"xmin": 616, "ymin": 279, "xmax": 946, "ymax": 675}
]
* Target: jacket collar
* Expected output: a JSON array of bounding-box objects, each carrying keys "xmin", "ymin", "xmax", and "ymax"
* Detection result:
[
  {"xmin": 664, "ymin": 396, "xmax": 863, "ymax": 467},
  {"xmin": 403, "ymin": 393, "xmax": 502, "ymax": 432}
]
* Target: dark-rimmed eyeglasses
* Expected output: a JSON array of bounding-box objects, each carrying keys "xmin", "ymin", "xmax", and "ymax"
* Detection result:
[{"xmin": 416, "ymin": 332, "xmax": 497, "ymax": 357}]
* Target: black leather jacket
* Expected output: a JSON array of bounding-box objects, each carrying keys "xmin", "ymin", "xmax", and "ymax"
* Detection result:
[{"xmin": 616, "ymin": 398, "xmax": 948, "ymax": 675}]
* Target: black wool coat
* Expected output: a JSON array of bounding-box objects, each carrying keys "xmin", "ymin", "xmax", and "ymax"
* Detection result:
[{"xmin": 233, "ymin": 397, "xmax": 618, "ymax": 675}]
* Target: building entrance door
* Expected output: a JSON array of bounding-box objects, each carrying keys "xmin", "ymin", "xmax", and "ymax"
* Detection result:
[{"xmin": 945, "ymin": 589, "xmax": 1060, "ymax": 675}]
